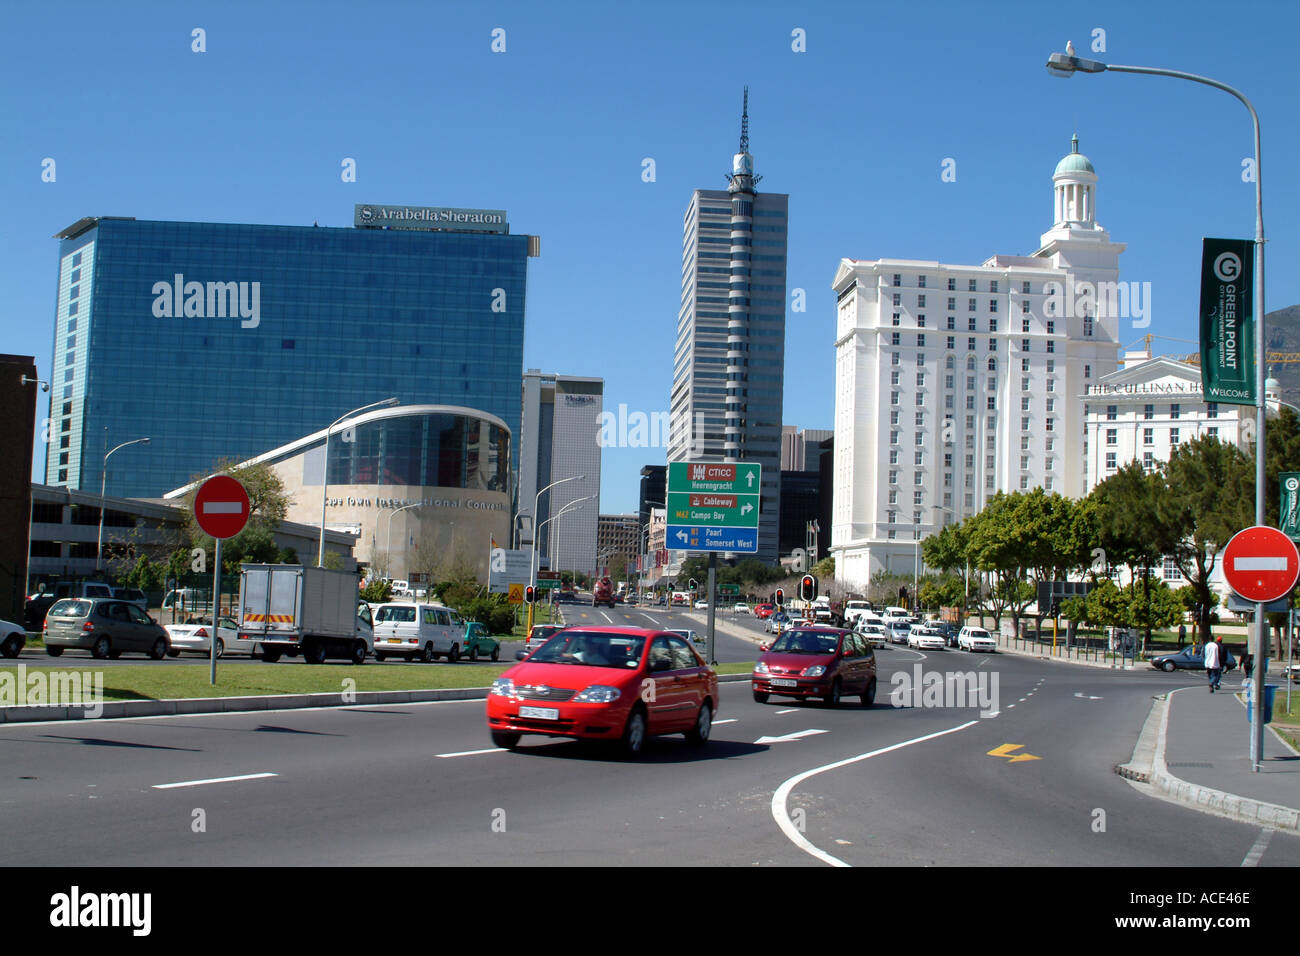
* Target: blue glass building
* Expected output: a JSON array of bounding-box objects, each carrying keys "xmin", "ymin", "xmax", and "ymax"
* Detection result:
[{"xmin": 46, "ymin": 210, "xmax": 536, "ymax": 498}]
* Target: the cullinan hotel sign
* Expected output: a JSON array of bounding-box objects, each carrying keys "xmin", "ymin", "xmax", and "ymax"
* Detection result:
[
  {"xmin": 354, "ymin": 204, "xmax": 508, "ymax": 234},
  {"xmin": 1086, "ymin": 380, "xmax": 1203, "ymax": 397}
]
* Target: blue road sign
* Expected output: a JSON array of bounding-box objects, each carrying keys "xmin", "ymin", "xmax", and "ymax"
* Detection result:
[{"xmin": 666, "ymin": 525, "xmax": 759, "ymax": 554}]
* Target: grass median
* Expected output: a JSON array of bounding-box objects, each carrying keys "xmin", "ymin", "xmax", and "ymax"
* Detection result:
[{"xmin": 0, "ymin": 661, "xmax": 512, "ymax": 702}]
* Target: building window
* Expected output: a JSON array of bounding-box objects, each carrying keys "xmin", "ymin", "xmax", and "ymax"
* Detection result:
[
  {"xmin": 915, "ymin": 474, "xmax": 924, "ymax": 487},
  {"xmin": 918, "ymin": 314, "xmax": 926, "ymax": 327},
  {"xmin": 1045, "ymin": 458, "xmax": 1054, "ymax": 471},
  {"xmin": 917, "ymin": 334, "xmax": 926, "ymax": 347},
  {"xmin": 968, "ymin": 337, "xmax": 976, "ymax": 351},
  {"xmin": 1143, "ymin": 403, "xmax": 1154, "ymax": 419},
  {"xmin": 1022, "ymin": 301, "xmax": 1030, "ymax": 315},
  {"xmin": 947, "ymin": 355, "xmax": 956, "ymax": 370},
  {"xmin": 889, "ymin": 471, "xmax": 898, "ymax": 484},
  {"xmin": 989, "ymin": 318, "xmax": 998, "ymax": 332},
  {"xmin": 1019, "ymin": 475, "xmax": 1030, "ymax": 489},
  {"xmin": 915, "ymin": 413, "xmax": 926, "ymax": 428},
  {"xmin": 1021, "ymin": 358, "xmax": 1030, "ymax": 372},
  {"xmin": 1022, "ymin": 281, "xmax": 1031, "ymax": 294},
  {"xmin": 1045, "ymin": 418, "xmax": 1055, "ymax": 432},
  {"xmin": 890, "ymin": 410, "xmax": 900, "ymax": 426},
  {"xmin": 1022, "ymin": 376, "xmax": 1030, "ymax": 392},
  {"xmin": 1022, "ymin": 318, "xmax": 1031, "ymax": 333},
  {"xmin": 891, "ymin": 331, "xmax": 901, "ymax": 346},
  {"xmin": 915, "ymin": 431, "xmax": 924, "ymax": 445},
  {"xmin": 1046, "ymin": 399, "xmax": 1055, "ymax": 413},
  {"xmin": 986, "ymin": 396, "xmax": 995, "ymax": 410},
  {"xmin": 1021, "ymin": 397, "xmax": 1031, "ymax": 411},
  {"xmin": 968, "ymin": 298, "xmax": 977, "ymax": 313},
  {"xmin": 888, "ymin": 490, "xmax": 898, "ymax": 505},
  {"xmin": 1083, "ymin": 316, "xmax": 1094, "ymax": 337},
  {"xmin": 893, "ymin": 274, "xmax": 901, "ymax": 287},
  {"xmin": 1021, "ymin": 455, "xmax": 1030, "ymax": 470},
  {"xmin": 947, "ymin": 316, "xmax": 956, "ymax": 330},
  {"xmin": 948, "ymin": 297, "xmax": 956, "ymax": 310},
  {"xmin": 916, "ymin": 392, "xmax": 925, "ymax": 406},
  {"xmin": 1021, "ymin": 416, "xmax": 1030, "ymax": 431},
  {"xmin": 891, "ymin": 370, "xmax": 901, "ymax": 385},
  {"xmin": 1046, "ymin": 340, "xmax": 1055, "ymax": 353},
  {"xmin": 893, "ymin": 313, "xmax": 901, "ymax": 326},
  {"xmin": 1207, "ymin": 402, "xmax": 1218, "ymax": 419},
  {"xmin": 1021, "ymin": 339, "xmax": 1030, "ymax": 352},
  {"xmin": 1171, "ymin": 403, "xmax": 1181, "ymax": 420},
  {"xmin": 966, "ymin": 395, "xmax": 975, "ymax": 410},
  {"xmin": 990, "ymin": 301, "xmax": 998, "ymax": 315},
  {"xmin": 892, "ymin": 352, "xmax": 900, "ymax": 365},
  {"xmin": 1143, "ymin": 452, "xmax": 1155, "ymax": 471},
  {"xmin": 918, "ymin": 275, "xmax": 927, "ymax": 288},
  {"xmin": 1170, "ymin": 428, "xmax": 1180, "ymax": 446},
  {"xmin": 916, "ymin": 372, "xmax": 926, "ymax": 388},
  {"xmin": 988, "ymin": 339, "xmax": 997, "ymax": 352},
  {"xmin": 1021, "ymin": 436, "xmax": 1030, "ymax": 451},
  {"xmin": 893, "ymin": 293, "xmax": 902, "ymax": 307},
  {"xmin": 947, "ymin": 336, "xmax": 956, "ymax": 350},
  {"xmin": 1208, "ymin": 427, "xmax": 1218, "ymax": 440},
  {"xmin": 965, "ymin": 493, "xmax": 974, "ymax": 508},
  {"xmin": 889, "ymin": 511, "xmax": 896, "ymax": 524},
  {"xmin": 890, "ymin": 392, "xmax": 900, "ymax": 406},
  {"xmin": 1106, "ymin": 452, "xmax": 1117, "ymax": 470},
  {"xmin": 1045, "ymin": 438, "xmax": 1054, "ymax": 452},
  {"xmin": 968, "ymin": 279, "xmax": 977, "ymax": 292},
  {"xmin": 990, "ymin": 281, "xmax": 999, "ymax": 293},
  {"xmin": 1046, "ymin": 320, "xmax": 1055, "ymax": 335},
  {"xmin": 1143, "ymin": 427, "xmax": 1153, "ymax": 445},
  {"xmin": 914, "ymin": 452, "xmax": 924, "ymax": 466},
  {"xmin": 1106, "ymin": 405, "xmax": 1117, "ymax": 421},
  {"xmin": 948, "ymin": 278, "xmax": 956, "ymax": 291},
  {"xmin": 889, "ymin": 449, "xmax": 899, "ymax": 465},
  {"xmin": 1084, "ymin": 364, "xmax": 1091, "ymax": 379},
  {"xmin": 891, "ymin": 428, "xmax": 900, "ymax": 443},
  {"xmin": 918, "ymin": 295, "xmax": 926, "ymax": 308},
  {"xmin": 917, "ymin": 353, "xmax": 926, "ymax": 366},
  {"xmin": 945, "ymin": 395, "xmax": 954, "ymax": 409}
]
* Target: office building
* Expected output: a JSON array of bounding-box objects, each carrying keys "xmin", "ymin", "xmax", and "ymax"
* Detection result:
[
  {"xmin": 667, "ymin": 90, "xmax": 787, "ymax": 564},
  {"xmin": 831, "ymin": 136, "xmax": 1125, "ymax": 590},
  {"xmin": 597, "ymin": 513, "xmax": 641, "ymax": 573},
  {"xmin": 781, "ymin": 426, "xmax": 833, "ymax": 471},
  {"xmin": 638, "ymin": 464, "xmax": 666, "ymax": 541},
  {"xmin": 519, "ymin": 371, "xmax": 602, "ymax": 576},
  {"xmin": 45, "ymin": 204, "xmax": 537, "ymax": 498}
]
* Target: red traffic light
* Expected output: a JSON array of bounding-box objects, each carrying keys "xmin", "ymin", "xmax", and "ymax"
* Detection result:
[
  {"xmin": 524, "ymin": 586, "xmax": 536, "ymax": 605},
  {"xmin": 775, "ymin": 588, "xmax": 785, "ymax": 607},
  {"xmin": 799, "ymin": 575, "xmax": 818, "ymax": 602}
]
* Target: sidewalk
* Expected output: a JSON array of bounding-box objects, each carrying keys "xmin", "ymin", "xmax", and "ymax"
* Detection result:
[{"xmin": 1117, "ymin": 678, "xmax": 1300, "ymax": 832}]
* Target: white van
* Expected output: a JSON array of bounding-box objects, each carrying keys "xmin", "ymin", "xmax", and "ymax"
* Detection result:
[{"xmin": 371, "ymin": 602, "xmax": 464, "ymax": 662}]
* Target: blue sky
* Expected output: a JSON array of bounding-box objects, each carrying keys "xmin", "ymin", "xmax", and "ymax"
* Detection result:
[{"xmin": 4, "ymin": 0, "xmax": 1298, "ymax": 512}]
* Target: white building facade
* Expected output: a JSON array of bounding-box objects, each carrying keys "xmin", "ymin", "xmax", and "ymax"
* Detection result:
[{"xmin": 831, "ymin": 137, "xmax": 1127, "ymax": 591}]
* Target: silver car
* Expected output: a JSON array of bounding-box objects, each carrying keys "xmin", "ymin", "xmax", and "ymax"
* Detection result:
[{"xmin": 43, "ymin": 598, "xmax": 170, "ymax": 660}]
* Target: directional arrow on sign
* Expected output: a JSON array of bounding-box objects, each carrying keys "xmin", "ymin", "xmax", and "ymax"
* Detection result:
[
  {"xmin": 675, "ymin": 530, "xmax": 688, "ymax": 543},
  {"xmin": 746, "ymin": 472, "xmax": 755, "ymax": 488},
  {"xmin": 987, "ymin": 743, "xmax": 1041, "ymax": 763},
  {"xmin": 740, "ymin": 503, "xmax": 754, "ymax": 516},
  {"xmin": 754, "ymin": 729, "xmax": 828, "ymax": 745}
]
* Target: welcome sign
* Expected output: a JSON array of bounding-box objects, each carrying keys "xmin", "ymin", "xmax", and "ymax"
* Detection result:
[{"xmin": 1199, "ymin": 238, "xmax": 1255, "ymax": 406}]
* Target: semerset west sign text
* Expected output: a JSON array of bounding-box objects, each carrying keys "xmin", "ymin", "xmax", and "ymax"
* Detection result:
[{"xmin": 354, "ymin": 204, "xmax": 508, "ymax": 234}]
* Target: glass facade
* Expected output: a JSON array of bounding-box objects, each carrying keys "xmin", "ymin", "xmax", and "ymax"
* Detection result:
[
  {"xmin": 322, "ymin": 412, "xmax": 509, "ymax": 492},
  {"xmin": 48, "ymin": 217, "xmax": 530, "ymax": 497}
]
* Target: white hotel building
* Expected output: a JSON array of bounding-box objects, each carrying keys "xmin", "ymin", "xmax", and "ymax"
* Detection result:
[{"xmin": 831, "ymin": 137, "xmax": 1127, "ymax": 590}]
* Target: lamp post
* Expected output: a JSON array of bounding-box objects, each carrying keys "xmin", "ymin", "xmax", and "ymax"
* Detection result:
[
  {"xmin": 529, "ymin": 474, "xmax": 586, "ymax": 592},
  {"xmin": 318, "ymin": 398, "xmax": 399, "ymax": 567},
  {"xmin": 529, "ymin": 493, "xmax": 593, "ymax": 626},
  {"xmin": 98, "ymin": 435, "xmax": 150, "ymax": 574},
  {"xmin": 383, "ymin": 502, "xmax": 423, "ymax": 581},
  {"xmin": 1046, "ymin": 46, "xmax": 1267, "ymax": 769}
]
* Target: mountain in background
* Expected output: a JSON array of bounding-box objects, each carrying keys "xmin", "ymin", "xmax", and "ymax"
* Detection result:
[{"xmin": 1263, "ymin": 305, "xmax": 1300, "ymax": 402}]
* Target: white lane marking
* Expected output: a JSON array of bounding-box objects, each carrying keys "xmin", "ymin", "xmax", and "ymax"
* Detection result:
[
  {"xmin": 1018, "ymin": 698, "xmax": 1027, "ymax": 703},
  {"xmin": 436, "ymin": 747, "xmax": 505, "ymax": 758},
  {"xmin": 714, "ymin": 718, "xmax": 738, "ymax": 725},
  {"xmin": 1241, "ymin": 828, "xmax": 1273, "ymax": 867},
  {"xmin": 772, "ymin": 721, "xmax": 979, "ymax": 867},
  {"xmin": 1074, "ymin": 692, "xmax": 1103, "ymax": 700},
  {"xmin": 1008, "ymin": 704, "xmax": 1016, "ymax": 708},
  {"xmin": 153, "ymin": 772, "xmax": 277, "ymax": 790},
  {"xmin": 599, "ymin": 611, "xmax": 614, "ymax": 624},
  {"xmin": 775, "ymin": 708, "xmax": 799, "ymax": 714},
  {"xmin": 754, "ymin": 729, "xmax": 828, "ymax": 745}
]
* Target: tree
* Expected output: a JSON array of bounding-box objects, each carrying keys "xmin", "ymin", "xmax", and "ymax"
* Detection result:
[
  {"xmin": 1164, "ymin": 435, "xmax": 1252, "ymax": 643},
  {"xmin": 965, "ymin": 493, "xmax": 1040, "ymax": 635},
  {"xmin": 811, "ymin": 556, "xmax": 835, "ymax": 579},
  {"xmin": 360, "ymin": 580, "xmax": 393, "ymax": 603}
]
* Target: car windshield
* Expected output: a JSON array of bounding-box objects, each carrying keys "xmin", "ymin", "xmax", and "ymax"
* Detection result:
[
  {"xmin": 376, "ymin": 606, "xmax": 417, "ymax": 623},
  {"xmin": 50, "ymin": 599, "xmax": 91, "ymax": 617},
  {"xmin": 770, "ymin": 630, "xmax": 840, "ymax": 654},
  {"xmin": 527, "ymin": 631, "xmax": 647, "ymax": 668}
]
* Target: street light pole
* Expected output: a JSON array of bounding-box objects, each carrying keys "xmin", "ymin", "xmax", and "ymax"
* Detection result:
[
  {"xmin": 1046, "ymin": 47, "xmax": 1268, "ymax": 770},
  {"xmin": 529, "ymin": 492, "xmax": 592, "ymax": 627},
  {"xmin": 318, "ymin": 398, "xmax": 399, "ymax": 567},
  {"xmin": 384, "ymin": 502, "xmax": 423, "ymax": 581},
  {"xmin": 98, "ymin": 435, "xmax": 150, "ymax": 574}
]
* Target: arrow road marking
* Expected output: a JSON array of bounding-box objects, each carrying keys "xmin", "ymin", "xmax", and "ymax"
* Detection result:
[
  {"xmin": 987, "ymin": 743, "xmax": 1041, "ymax": 763},
  {"xmin": 1074, "ymin": 692, "xmax": 1103, "ymax": 700},
  {"xmin": 755, "ymin": 729, "xmax": 828, "ymax": 745}
]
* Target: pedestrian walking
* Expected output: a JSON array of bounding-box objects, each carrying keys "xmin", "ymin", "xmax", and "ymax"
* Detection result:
[{"xmin": 1204, "ymin": 635, "xmax": 1223, "ymax": 693}]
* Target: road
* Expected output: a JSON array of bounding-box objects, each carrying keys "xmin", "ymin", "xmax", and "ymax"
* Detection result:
[{"xmin": 2, "ymin": 643, "xmax": 1296, "ymax": 867}]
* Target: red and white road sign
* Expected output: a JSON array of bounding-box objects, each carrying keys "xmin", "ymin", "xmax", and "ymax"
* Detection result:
[
  {"xmin": 1223, "ymin": 525, "xmax": 1300, "ymax": 603},
  {"xmin": 194, "ymin": 475, "xmax": 250, "ymax": 540}
]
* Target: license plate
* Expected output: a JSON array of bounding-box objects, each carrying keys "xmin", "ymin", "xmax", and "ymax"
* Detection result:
[
  {"xmin": 771, "ymin": 679, "xmax": 798, "ymax": 688},
  {"xmin": 519, "ymin": 706, "xmax": 559, "ymax": 720},
  {"xmin": 386, "ymin": 638, "xmax": 402, "ymax": 643}
]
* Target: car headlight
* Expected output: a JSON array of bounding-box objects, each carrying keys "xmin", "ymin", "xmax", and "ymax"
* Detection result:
[
  {"xmin": 803, "ymin": 665, "xmax": 826, "ymax": 678},
  {"xmin": 572, "ymin": 685, "xmax": 620, "ymax": 703},
  {"xmin": 754, "ymin": 662, "xmax": 769, "ymax": 675},
  {"xmin": 490, "ymin": 678, "xmax": 516, "ymax": 698}
]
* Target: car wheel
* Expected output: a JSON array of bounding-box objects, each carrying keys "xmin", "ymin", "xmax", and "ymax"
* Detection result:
[
  {"xmin": 1, "ymin": 634, "xmax": 22, "ymax": 659},
  {"xmin": 824, "ymin": 679, "xmax": 842, "ymax": 708},
  {"xmin": 490, "ymin": 646, "xmax": 500, "ymax": 662},
  {"xmin": 167, "ymin": 648, "xmax": 180, "ymax": 658},
  {"xmin": 861, "ymin": 678, "xmax": 876, "ymax": 707},
  {"xmin": 374, "ymin": 652, "xmax": 386, "ymax": 662},
  {"xmin": 448, "ymin": 644, "xmax": 460, "ymax": 663},
  {"xmin": 261, "ymin": 649, "xmax": 281, "ymax": 663},
  {"xmin": 469, "ymin": 645, "xmax": 479, "ymax": 661},
  {"xmin": 491, "ymin": 731, "xmax": 520, "ymax": 750},
  {"xmin": 214, "ymin": 638, "xmax": 225, "ymax": 660},
  {"xmin": 303, "ymin": 641, "xmax": 326, "ymax": 665},
  {"xmin": 350, "ymin": 640, "xmax": 366, "ymax": 665},
  {"xmin": 91, "ymin": 636, "xmax": 111, "ymax": 660},
  {"xmin": 620, "ymin": 706, "xmax": 648, "ymax": 757},
  {"xmin": 686, "ymin": 701, "xmax": 712, "ymax": 746},
  {"xmin": 753, "ymin": 690, "xmax": 769, "ymax": 704},
  {"xmin": 148, "ymin": 637, "xmax": 168, "ymax": 661},
  {"xmin": 1162, "ymin": 661, "xmax": 1176, "ymax": 672},
  {"xmin": 45, "ymin": 645, "xmax": 63, "ymax": 657},
  {"xmin": 420, "ymin": 643, "xmax": 435, "ymax": 663}
]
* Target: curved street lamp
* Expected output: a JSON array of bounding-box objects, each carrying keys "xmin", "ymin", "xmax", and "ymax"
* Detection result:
[
  {"xmin": 98, "ymin": 436, "xmax": 150, "ymax": 573},
  {"xmin": 318, "ymin": 397, "xmax": 399, "ymax": 566}
]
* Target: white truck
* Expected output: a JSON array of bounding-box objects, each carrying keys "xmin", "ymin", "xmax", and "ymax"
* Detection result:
[{"xmin": 237, "ymin": 564, "xmax": 374, "ymax": 665}]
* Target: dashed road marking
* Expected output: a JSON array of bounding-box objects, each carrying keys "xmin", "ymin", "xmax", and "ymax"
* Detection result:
[
  {"xmin": 436, "ymin": 748, "xmax": 505, "ymax": 758},
  {"xmin": 153, "ymin": 772, "xmax": 277, "ymax": 790}
]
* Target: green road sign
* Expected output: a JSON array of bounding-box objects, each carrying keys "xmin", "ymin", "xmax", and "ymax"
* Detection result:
[
  {"xmin": 1282, "ymin": 472, "xmax": 1300, "ymax": 541},
  {"xmin": 666, "ymin": 491, "xmax": 759, "ymax": 527},
  {"xmin": 719, "ymin": 584, "xmax": 740, "ymax": 596},
  {"xmin": 667, "ymin": 461, "xmax": 761, "ymax": 495},
  {"xmin": 666, "ymin": 461, "xmax": 762, "ymax": 554},
  {"xmin": 535, "ymin": 578, "xmax": 561, "ymax": 591}
]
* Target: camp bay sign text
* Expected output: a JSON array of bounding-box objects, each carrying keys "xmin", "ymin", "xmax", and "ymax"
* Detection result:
[{"xmin": 325, "ymin": 495, "xmax": 507, "ymax": 511}]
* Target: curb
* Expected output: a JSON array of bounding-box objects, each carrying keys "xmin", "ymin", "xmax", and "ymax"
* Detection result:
[
  {"xmin": 993, "ymin": 639, "xmax": 1138, "ymax": 670},
  {"xmin": 0, "ymin": 673, "xmax": 757, "ymax": 724},
  {"xmin": 1116, "ymin": 686, "xmax": 1300, "ymax": 833}
]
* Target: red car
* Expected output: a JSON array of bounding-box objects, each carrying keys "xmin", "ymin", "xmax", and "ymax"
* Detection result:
[
  {"xmin": 487, "ymin": 627, "xmax": 718, "ymax": 756},
  {"xmin": 752, "ymin": 626, "xmax": 877, "ymax": 707},
  {"xmin": 753, "ymin": 603, "xmax": 776, "ymax": 619}
]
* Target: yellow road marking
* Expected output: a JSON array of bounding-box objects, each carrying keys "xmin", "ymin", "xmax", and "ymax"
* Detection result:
[{"xmin": 987, "ymin": 743, "xmax": 1041, "ymax": 763}]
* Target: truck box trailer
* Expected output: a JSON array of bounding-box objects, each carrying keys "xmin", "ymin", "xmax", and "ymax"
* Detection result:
[{"xmin": 238, "ymin": 564, "xmax": 373, "ymax": 665}]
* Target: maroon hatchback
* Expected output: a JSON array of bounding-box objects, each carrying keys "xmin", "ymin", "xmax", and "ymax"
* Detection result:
[{"xmin": 752, "ymin": 626, "xmax": 877, "ymax": 707}]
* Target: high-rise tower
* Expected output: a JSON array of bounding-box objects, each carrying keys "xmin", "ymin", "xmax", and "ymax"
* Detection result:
[{"xmin": 668, "ymin": 89, "xmax": 787, "ymax": 564}]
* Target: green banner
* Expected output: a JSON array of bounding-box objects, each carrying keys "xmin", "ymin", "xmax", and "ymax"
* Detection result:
[
  {"xmin": 1282, "ymin": 473, "xmax": 1300, "ymax": 541},
  {"xmin": 1199, "ymin": 237, "xmax": 1255, "ymax": 406}
]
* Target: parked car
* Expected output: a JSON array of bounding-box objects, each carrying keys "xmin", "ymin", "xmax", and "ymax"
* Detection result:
[
  {"xmin": 524, "ymin": 623, "xmax": 565, "ymax": 654},
  {"xmin": 43, "ymin": 598, "xmax": 170, "ymax": 660},
  {"xmin": 0, "ymin": 618, "xmax": 26, "ymax": 658},
  {"xmin": 165, "ymin": 616, "xmax": 249, "ymax": 658},
  {"xmin": 753, "ymin": 626, "xmax": 877, "ymax": 707},
  {"xmin": 957, "ymin": 626, "xmax": 997, "ymax": 652},
  {"xmin": 907, "ymin": 626, "xmax": 947, "ymax": 650},
  {"xmin": 487, "ymin": 627, "xmax": 718, "ymax": 756},
  {"xmin": 464, "ymin": 622, "xmax": 501, "ymax": 661},
  {"xmin": 1150, "ymin": 645, "xmax": 1237, "ymax": 673}
]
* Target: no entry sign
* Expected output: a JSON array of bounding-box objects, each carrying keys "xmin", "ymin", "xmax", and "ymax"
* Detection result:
[
  {"xmin": 1223, "ymin": 525, "xmax": 1300, "ymax": 604},
  {"xmin": 194, "ymin": 475, "xmax": 250, "ymax": 539}
]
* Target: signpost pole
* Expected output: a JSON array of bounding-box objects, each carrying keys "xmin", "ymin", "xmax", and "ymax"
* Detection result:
[
  {"xmin": 706, "ymin": 553, "xmax": 717, "ymax": 665},
  {"xmin": 210, "ymin": 537, "xmax": 221, "ymax": 686}
]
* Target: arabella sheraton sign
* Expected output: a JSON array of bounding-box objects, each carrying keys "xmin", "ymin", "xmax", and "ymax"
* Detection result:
[{"xmin": 354, "ymin": 204, "xmax": 508, "ymax": 233}]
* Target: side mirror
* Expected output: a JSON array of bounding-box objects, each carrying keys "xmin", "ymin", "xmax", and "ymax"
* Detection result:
[{"xmin": 759, "ymin": 644, "xmax": 769, "ymax": 653}]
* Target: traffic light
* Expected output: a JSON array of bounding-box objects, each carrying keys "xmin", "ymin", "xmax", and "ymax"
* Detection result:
[
  {"xmin": 524, "ymin": 586, "xmax": 536, "ymax": 605},
  {"xmin": 799, "ymin": 574, "xmax": 818, "ymax": 603},
  {"xmin": 774, "ymin": 587, "xmax": 785, "ymax": 608},
  {"xmin": 688, "ymin": 578, "xmax": 698, "ymax": 592}
]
